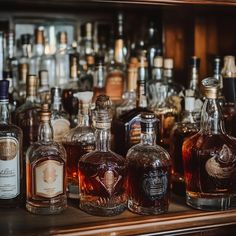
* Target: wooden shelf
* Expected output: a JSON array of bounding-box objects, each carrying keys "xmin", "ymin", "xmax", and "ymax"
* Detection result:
[{"xmin": 1, "ymin": 195, "xmax": 236, "ymax": 235}]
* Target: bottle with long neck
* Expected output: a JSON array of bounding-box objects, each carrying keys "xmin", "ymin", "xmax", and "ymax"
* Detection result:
[
  {"xmin": 0, "ymin": 80, "xmax": 23, "ymax": 208},
  {"xmin": 26, "ymin": 103, "xmax": 67, "ymax": 214},
  {"xmin": 221, "ymin": 55, "xmax": 236, "ymax": 137},
  {"xmin": 78, "ymin": 95, "xmax": 126, "ymax": 216},
  {"xmin": 14, "ymin": 75, "xmax": 40, "ymax": 154},
  {"xmin": 182, "ymin": 77, "xmax": 236, "ymax": 211},
  {"xmin": 62, "ymin": 91, "xmax": 95, "ymax": 199}
]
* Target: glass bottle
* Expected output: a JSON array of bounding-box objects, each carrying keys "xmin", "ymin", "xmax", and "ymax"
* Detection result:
[
  {"xmin": 182, "ymin": 77, "xmax": 236, "ymax": 211},
  {"xmin": 14, "ymin": 75, "xmax": 40, "ymax": 155},
  {"xmin": 169, "ymin": 96, "xmax": 199, "ymax": 196},
  {"xmin": 26, "ymin": 103, "xmax": 67, "ymax": 214},
  {"xmin": 221, "ymin": 55, "xmax": 236, "ymax": 138},
  {"xmin": 50, "ymin": 87, "xmax": 70, "ymax": 143},
  {"xmin": 78, "ymin": 95, "xmax": 126, "ymax": 216},
  {"xmin": 126, "ymin": 112, "xmax": 171, "ymax": 215},
  {"xmin": 38, "ymin": 70, "xmax": 50, "ymax": 104},
  {"xmin": 0, "ymin": 80, "xmax": 23, "ymax": 208},
  {"xmin": 62, "ymin": 91, "xmax": 95, "ymax": 199}
]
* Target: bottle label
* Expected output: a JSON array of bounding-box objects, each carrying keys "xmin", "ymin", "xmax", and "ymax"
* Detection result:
[
  {"xmin": 129, "ymin": 119, "xmax": 141, "ymax": 147},
  {"xmin": 205, "ymin": 144, "xmax": 236, "ymax": 179},
  {"xmin": 142, "ymin": 170, "xmax": 168, "ymax": 201},
  {"xmin": 51, "ymin": 118, "xmax": 70, "ymax": 142},
  {"xmin": 0, "ymin": 137, "xmax": 20, "ymax": 199},
  {"xmin": 34, "ymin": 160, "xmax": 64, "ymax": 198}
]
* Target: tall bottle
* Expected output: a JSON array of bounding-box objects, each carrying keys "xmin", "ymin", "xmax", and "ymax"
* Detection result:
[
  {"xmin": 126, "ymin": 113, "xmax": 171, "ymax": 215},
  {"xmin": 182, "ymin": 77, "xmax": 236, "ymax": 211},
  {"xmin": 0, "ymin": 80, "xmax": 23, "ymax": 207},
  {"xmin": 14, "ymin": 75, "xmax": 40, "ymax": 154},
  {"xmin": 62, "ymin": 91, "xmax": 95, "ymax": 199},
  {"xmin": 221, "ymin": 55, "xmax": 236, "ymax": 137},
  {"xmin": 105, "ymin": 12, "xmax": 126, "ymax": 104},
  {"xmin": 78, "ymin": 95, "xmax": 126, "ymax": 216},
  {"xmin": 26, "ymin": 103, "xmax": 67, "ymax": 214},
  {"xmin": 113, "ymin": 57, "xmax": 151, "ymax": 156}
]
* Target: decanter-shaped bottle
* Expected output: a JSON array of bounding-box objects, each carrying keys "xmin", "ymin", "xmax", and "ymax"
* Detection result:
[
  {"xmin": 78, "ymin": 95, "xmax": 126, "ymax": 216},
  {"xmin": 26, "ymin": 104, "xmax": 67, "ymax": 214},
  {"xmin": 126, "ymin": 113, "xmax": 171, "ymax": 215},
  {"xmin": 169, "ymin": 96, "xmax": 199, "ymax": 196},
  {"xmin": 0, "ymin": 80, "xmax": 23, "ymax": 208},
  {"xmin": 182, "ymin": 77, "xmax": 236, "ymax": 211},
  {"xmin": 62, "ymin": 91, "xmax": 95, "ymax": 199}
]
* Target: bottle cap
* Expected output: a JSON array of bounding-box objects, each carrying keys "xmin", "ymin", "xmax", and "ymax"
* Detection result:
[
  {"xmin": 0, "ymin": 79, "xmax": 9, "ymax": 100},
  {"xmin": 140, "ymin": 112, "xmax": 157, "ymax": 132},
  {"xmin": 153, "ymin": 56, "xmax": 163, "ymax": 68},
  {"xmin": 201, "ymin": 77, "xmax": 219, "ymax": 99},
  {"xmin": 35, "ymin": 27, "xmax": 44, "ymax": 44},
  {"xmin": 164, "ymin": 58, "xmax": 174, "ymax": 69},
  {"xmin": 138, "ymin": 56, "xmax": 148, "ymax": 68},
  {"xmin": 190, "ymin": 56, "xmax": 200, "ymax": 68},
  {"xmin": 58, "ymin": 31, "xmax": 67, "ymax": 44},
  {"xmin": 26, "ymin": 75, "xmax": 38, "ymax": 96},
  {"xmin": 81, "ymin": 22, "xmax": 93, "ymax": 38},
  {"xmin": 40, "ymin": 103, "xmax": 51, "ymax": 121}
]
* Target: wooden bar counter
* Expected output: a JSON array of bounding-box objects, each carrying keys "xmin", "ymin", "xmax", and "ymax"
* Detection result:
[{"xmin": 1, "ymin": 194, "xmax": 236, "ymax": 235}]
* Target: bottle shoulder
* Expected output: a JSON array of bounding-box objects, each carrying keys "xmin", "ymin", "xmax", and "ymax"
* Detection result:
[{"xmin": 0, "ymin": 123, "xmax": 23, "ymax": 138}]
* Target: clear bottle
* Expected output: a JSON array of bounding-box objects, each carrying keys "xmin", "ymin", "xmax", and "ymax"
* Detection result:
[
  {"xmin": 26, "ymin": 103, "xmax": 67, "ymax": 214},
  {"xmin": 62, "ymin": 91, "xmax": 95, "ymax": 199},
  {"xmin": 169, "ymin": 96, "xmax": 199, "ymax": 196},
  {"xmin": 0, "ymin": 80, "xmax": 23, "ymax": 208},
  {"xmin": 182, "ymin": 77, "xmax": 236, "ymax": 211},
  {"xmin": 55, "ymin": 32, "xmax": 70, "ymax": 87},
  {"xmin": 50, "ymin": 87, "xmax": 70, "ymax": 143},
  {"xmin": 78, "ymin": 95, "xmax": 126, "ymax": 216},
  {"xmin": 221, "ymin": 55, "xmax": 236, "ymax": 138},
  {"xmin": 14, "ymin": 75, "xmax": 40, "ymax": 154},
  {"xmin": 126, "ymin": 112, "xmax": 171, "ymax": 215}
]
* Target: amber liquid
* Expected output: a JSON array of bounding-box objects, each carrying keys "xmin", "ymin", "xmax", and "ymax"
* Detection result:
[
  {"xmin": 63, "ymin": 142, "xmax": 95, "ymax": 199},
  {"xmin": 223, "ymin": 104, "xmax": 236, "ymax": 138},
  {"xmin": 126, "ymin": 158, "xmax": 171, "ymax": 214}
]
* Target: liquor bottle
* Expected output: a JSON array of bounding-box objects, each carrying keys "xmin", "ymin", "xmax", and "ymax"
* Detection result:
[
  {"xmin": 62, "ymin": 91, "xmax": 95, "ymax": 199},
  {"xmin": 14, "ymin": 75, "xmax": 40, "ymax": 154},
  {"xmin": 50, "ymin": 87, "xmax": 70, "ymax": 143},
  {"xmin": 105, "ymin": 12, "xmax": 126, "ymax": 104},
  {"xmin": 38, "ymin": 70, "xmax": 50, "ymax": 104},
  {"xmin": 221, "ymin": 55, "xmax": 236, "ymax": 138},
  {"xmin": 169, "ymin": 96, "xmax": 199, "ymax": 196},
  {"xmin": 113, "ymin": 57, "xmax": 151, "ymax": 156},
  {"xmin": 55, "ymin": 31, "xmax": 70, "ymax": 87},
  {"xmin": 26, "ymin": 103, "xmax": 67, "ymax": 214},
  {"xmin": 0, "ymin": 80, "xmax": 23, "ymax": 208},
  {"xmin": 182, "ymin": 77, "xmax": 236, "ymax": 211},
  {"xmin": 116, "ymin": 62, "xmax": 137, "ymax": 118},
  {"xmin": 212, "ymin": 56, "xmax": 222, "ymax": 90},
  {"xmin": 29, "ymin": 27, "xmax": 44, "ymax": 76},
  {"xmin": 126, "ymin": 112, "xmax": 170, "ymax": 215},
  {"xmin": 78, "ymin": 95, "xmax": 126, "ymax": 216}
]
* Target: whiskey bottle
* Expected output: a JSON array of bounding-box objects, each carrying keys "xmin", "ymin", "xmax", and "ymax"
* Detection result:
[
  {"xmin": 62, "ymin": 91, "xmax": 95, "ymax": 199},
  {"xmin": 78, "ymin": 95, "xmax": 126, "ymax": 216},
  {"xmin": 14, "ymin": 75, "xmax": 40, "ymax": 155},
  {"xmin": 0, "ymin": 80, "xmax": 23, "ymax": 208},
  {"xmin": 26, "ymin": 104, "xmax": 67, "ymax": 214},
  {"xmin": 221, "ymin": 55, "xmax": 236, "ymax": 138},
  {"xmin": 182, "ymin": 77, "xmax": 236, "ymax": 211},
  {"xmin": 50, "ymin": 87, "xmax": 70, "ymax": 143},
  {"xmin": 126, "ymin": 113, "xmax": 171, "ymax": 215},
  {"xmin": 169, "ymin": 96, "xmax": 199, "ymax": 196}
]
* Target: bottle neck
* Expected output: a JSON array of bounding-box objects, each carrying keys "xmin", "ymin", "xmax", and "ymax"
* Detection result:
[
  {"xmin": 114, "ymin": 39, "xmax": 125, "ymax": 65},
  {"xmin": 0, "ymin": 100, "xmax": 10, "ymax": 124},
  {"xmin": 95, "ymin": 127, "xmax": 110, "ymax": 152},
  {"xmin": 34, "ymin": 44, "xmax": 44, "ymax": 56},
  {"xmin": 140, "ymin": 128, "xmax": 156, "ymax": 146},
  {"xmin": 152, "ymin": 67, "xmax": 163, "ymax": 81},
  {"xmin": 94, "ymin": 64, "xmax": 105, "ymax": 88},
  {"xmin": 163, "ymin": 68, "xmax": 173, "ymax": 83},
  {"xmin": 38, "ymin": 120, "xmax": 53, "ymax": 142},
  {"xmin": 189, "ymin": 66, "xmax": 199, "ymax": 91},
  {"xmin": 136, "ymin": 80, "xmax": 147, "ymax": 108},
  {"xmin": 78, "ymin": 105, "xmax": 90, "ymax": 127},
  {"xmin": 200, "ymin": 97, "xmax": 225, "ymax": 134}
]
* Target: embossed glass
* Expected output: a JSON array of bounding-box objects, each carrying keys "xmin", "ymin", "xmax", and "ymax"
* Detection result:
[
  {"xmin": 183, "ymin": 77, "xmax": 236, "ymax": 211},
  {"xmin": 126, "ymin": 113, "xmax": 171, "ymax": 215}
]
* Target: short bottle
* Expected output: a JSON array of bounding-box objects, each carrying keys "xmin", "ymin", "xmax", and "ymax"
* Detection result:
[
  {"xmin": 0, "ymin": 80, "xmax": 23, "ymax": 207},
  {"xmin": 182, "ymin": 77, "xmax": 236, "ymax": 211},
  {"xmin": 26, "ymin": 103, "xmax": 67, "ymax": 215},
  {"xmin": 78, "ymin": 95, "xmax": 126, "ymax": 216},
  {"xmin": 62, "ymin": 91, "xmax": 96, "ymax": 199},
  {"xmin": 126, "ymin": 112, "xmax": 171, "ymax": 215}
]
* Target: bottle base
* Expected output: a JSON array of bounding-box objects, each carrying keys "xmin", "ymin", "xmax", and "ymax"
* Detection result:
[
  {"xmin": 128, "ymin": 200, "xmax": 168, "ymax": 215},
  {"xmin": 186, "ymin": 191, "xmax": 236, "ymax": 211}
]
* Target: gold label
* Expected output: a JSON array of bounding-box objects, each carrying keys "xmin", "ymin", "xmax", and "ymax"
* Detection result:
[
  {"xmin": 129, "ymin": 120, "xmax": 141, "ymax": 146},
  {"xmin": 0, "ymin": 138, "xmax": 17, "ymax": 161},
  {"xmin": 51, "ymin": 118, "xmax": 70, "ymax": 142},
  {"xmin": 106, "ymin": 73, "xmax": 124, "ymax": 101}
]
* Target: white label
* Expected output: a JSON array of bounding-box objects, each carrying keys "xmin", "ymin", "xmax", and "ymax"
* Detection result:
[
  {"xmin": 51, "ymin": 118, "xmax": 70, "ymax": 142},
  {"xmin": 35, "ymin": 160, "xmax": 64, "ymax": 198},
  {"xmin": 0, "ymin": 137, "xmax": 20, "ymax": 199}
]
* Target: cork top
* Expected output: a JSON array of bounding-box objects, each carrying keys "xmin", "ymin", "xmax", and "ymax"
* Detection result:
[
  {"xmin": 34, "ymin": 28, "xmax": 44, "ymax": 44},
  {"xmin": 58, "ymin": 31, "xmax": 67, "ymax": 44},
  {"xmin": 40, "ymin": 103, "xmax": 51, "ymax": 121},
  {"xmin": 201, "ymin": 77, "xmax": 219, "ymax": 99},
  {"xmin": 164, "ymin": 58, "xmax": 174, "ymax": 69},
  {"xmin": 26, "ymin": 75, "xmax": 38, "ymax": 96},
  {"xmin": 153, "ymin": 56, "xmax": 163, "ymax": 68}
]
